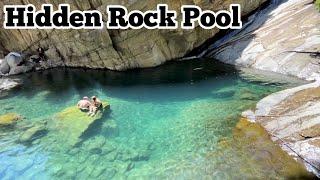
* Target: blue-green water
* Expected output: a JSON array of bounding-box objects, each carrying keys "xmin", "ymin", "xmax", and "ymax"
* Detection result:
[{"xmin": 0, "ymin": 60, "xmax": 309, "ymax": 179}]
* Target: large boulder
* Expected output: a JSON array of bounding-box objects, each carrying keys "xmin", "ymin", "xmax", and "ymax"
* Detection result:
[
  {"xmin": 19, "ymin": 122, "xmax": 48, "ymax": 143},
  {"xmin": 0, "ymin": 52, "xmax": 34, "ymax": 75},
  {"xmin": 5, "ymin": 52, "xmax": 23, "ymax": 68},
  {"xmin": 52, "ymin": 101, "xmax": 110, "ymax": 146}
]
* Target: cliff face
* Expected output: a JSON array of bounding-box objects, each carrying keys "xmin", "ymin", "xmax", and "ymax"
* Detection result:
[
  {"xmin": 207, "ymin": 0, "xmax": 320, "ymax": 79},
  {"xmin": 0, "ymin": 0, "xmax": 266, "ymax": 70}
]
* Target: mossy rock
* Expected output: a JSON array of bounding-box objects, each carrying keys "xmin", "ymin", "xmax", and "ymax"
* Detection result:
[
  {"xmin": 53, "ymin": 101, "xmax": 110, "ymax": 146},
  {"xmin": 232, "ymin": 118, "xmax": 313, "ymax": 177},
  {"xmin": 316, "ymin": 0, "xmax": 320, "ymax": 11},
  {"xmin": 0, "ymin": 113, "xmax": 21, "ymax": 126}
]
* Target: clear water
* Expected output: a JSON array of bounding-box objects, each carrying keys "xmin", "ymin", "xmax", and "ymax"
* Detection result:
[{"xmin": 0, "ymin": 59, "xmax": 310, "ymax": 179}]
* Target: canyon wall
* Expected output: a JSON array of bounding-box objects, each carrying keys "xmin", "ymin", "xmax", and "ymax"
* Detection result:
[{"xmin": 0, "ymin": 0, "xmax": 266, "ymax": 70}]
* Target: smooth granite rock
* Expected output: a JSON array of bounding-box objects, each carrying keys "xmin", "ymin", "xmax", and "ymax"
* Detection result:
[
  {"xmin": 207, "ymin": 0, "xmax": 320, "ymax": 80},
  {"xmin": 251, "ymin": 82, "xmax": 320, "ymax": 176}
]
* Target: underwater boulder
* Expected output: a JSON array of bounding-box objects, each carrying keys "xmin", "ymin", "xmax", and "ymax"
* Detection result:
[
  {"xmin": 54, "ymin": 101, "xmax": 110, "ymax": 146},
  {"xmin": 19, "ymin": 122, "xmax": 48, "ymax": 143},
  {"xmin": 0, "ymin": 113, "xmax": 21, "ymax": 126},
  {"xmin": 102, "ymin": 119, "xmax": 119, "ymax": 137},
  {"xmin": 82, "ymin": 135, "xmax": 106, "ymax": 154}
]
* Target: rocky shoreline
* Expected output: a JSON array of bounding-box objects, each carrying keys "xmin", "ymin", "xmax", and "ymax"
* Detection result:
[
  {"xmin": 207, "ymin": 0, "xmax": 320, "ymax": 80},
  {"xmin": 242, "ymin": 80, "xmax": 320, "ymax": 176},
  {"xmin": 226, "ymin": 0, "xmax": 320, "ymax": 176}
]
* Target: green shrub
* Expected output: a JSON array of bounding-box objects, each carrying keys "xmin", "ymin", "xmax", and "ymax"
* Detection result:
[{"xmin": 316, "ymin": 0, "xmax": 320, "ymax": 11}]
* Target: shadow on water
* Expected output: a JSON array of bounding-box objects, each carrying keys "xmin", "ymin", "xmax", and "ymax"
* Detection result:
[
  {"xmin": 4, "ymin": 58, "xmax": 242, "ymax": 103},
  {"xmin": 79, "ymin": 108, "xmax": 114, "ymax": 142}
]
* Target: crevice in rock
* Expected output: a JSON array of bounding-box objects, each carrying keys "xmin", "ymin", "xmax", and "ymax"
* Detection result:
[
  {"xmin": 107, "ymin": 30, "xmax": 127, "ymax": 68},
  {"xmin": 286, "ymin": 51, "xmax": 320, "ymax": 59}
]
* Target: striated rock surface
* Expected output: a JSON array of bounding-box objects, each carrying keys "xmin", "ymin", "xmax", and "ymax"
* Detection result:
[
  {"xmin": 0, "ymin": 0, "xmax": 266, "ymax": 70},
  {"xmin": 207, "ymin": 0, "xmax": 320, "ymax": 79},
  {"xmin": 248, "ymin": 82, "xmax": 320, "ymax": 176}
]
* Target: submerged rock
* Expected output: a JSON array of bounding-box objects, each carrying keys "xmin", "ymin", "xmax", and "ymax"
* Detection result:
[
  {"xmin": 53, "ymin": 101, "xmax": 110, "ymax": 146},
  {"xmin": 232, "ymin": 118, "xmax": 315, "ymax": 178},
  {"xmin": 18, "ymin": 122, "xmax": 48, "ymax": 143},
  {"xmin": 82, "ymin": 135, "xmax": 106, "ymax": 153},
  {"xmin": 0, "ymin": 52, "xmax": 34, "ymax": 76},
  {"xmin": 253, "ymin": 82, "xmax": 320, "ymax": 176},
  {"xmin": 0, "ymin": 78, "xmax": 19, "ymax": 91},
  {"xmin": 0, "ymin": 113, "xmax": 21, "ymax": 126}
]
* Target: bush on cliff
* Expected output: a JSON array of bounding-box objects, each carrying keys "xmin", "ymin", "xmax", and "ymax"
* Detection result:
[{"xmin": 316, "ymin": 0, "xmax": 320, "ymax": 11}]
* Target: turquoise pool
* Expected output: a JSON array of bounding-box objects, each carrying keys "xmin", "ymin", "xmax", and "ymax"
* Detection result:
[{"xmin": 0, "ymin": 59, "xmax": 311, "ymax": 179}]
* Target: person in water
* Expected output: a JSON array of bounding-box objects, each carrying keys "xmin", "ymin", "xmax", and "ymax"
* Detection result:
[
  {"xmin": 88, "ymin": 96, "xmax": 102, "ymax": 116},
  {"xmin": 77, "ymin": 96, "xmax": 91, "ymax": 111}
]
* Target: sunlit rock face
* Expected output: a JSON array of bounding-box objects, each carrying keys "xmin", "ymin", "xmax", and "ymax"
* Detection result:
[
  {"xmin": 207, "ymin": 0, "xmax": 320, "ymax": 79},
  {"xmin": 253, "ymin": 82, "xmax": 320, "ymax": 176},
  {"xmin": 0, "ymin": 0, "xmax": 266, "ymax": 70}
]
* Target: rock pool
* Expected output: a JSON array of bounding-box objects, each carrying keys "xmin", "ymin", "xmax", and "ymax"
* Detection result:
[{"xmin": 0, "ymin": 59, "xmax": 314, "ymax": 179}]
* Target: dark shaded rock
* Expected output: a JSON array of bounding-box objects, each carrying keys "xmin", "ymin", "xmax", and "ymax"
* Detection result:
[
  {"xmin": 90, "ymin": 148, "xmax": 102, "ymax": 154},
  {"xmin": 100, "ymin": 167, "xmax": 117, "ymax": 179},
  {"xmin": 9, "ymin": 64, "xmax": 33, "ymax": 75},
  {"xmin": 100, "ymin": 141, "xmax": 117, "ymax": 155},
  {"xmin": 0, "ymin": 59, "xmax": 9, "ymax": 74},
  {"xmin": 29, "ymin": 55, "xmax": 40, "ymax": 62},
  {"xmin": 5, "ymin": 52, "xmax": 23, "ymax": 68},
  {"xmin": 126, "ymin": 162, "xmax": 135, "ymax": 172}
]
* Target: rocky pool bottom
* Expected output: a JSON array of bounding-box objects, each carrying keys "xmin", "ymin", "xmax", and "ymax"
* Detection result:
[{"xmin": 0, "ymin": 59, "xmax": 316, "ymax": 179}]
